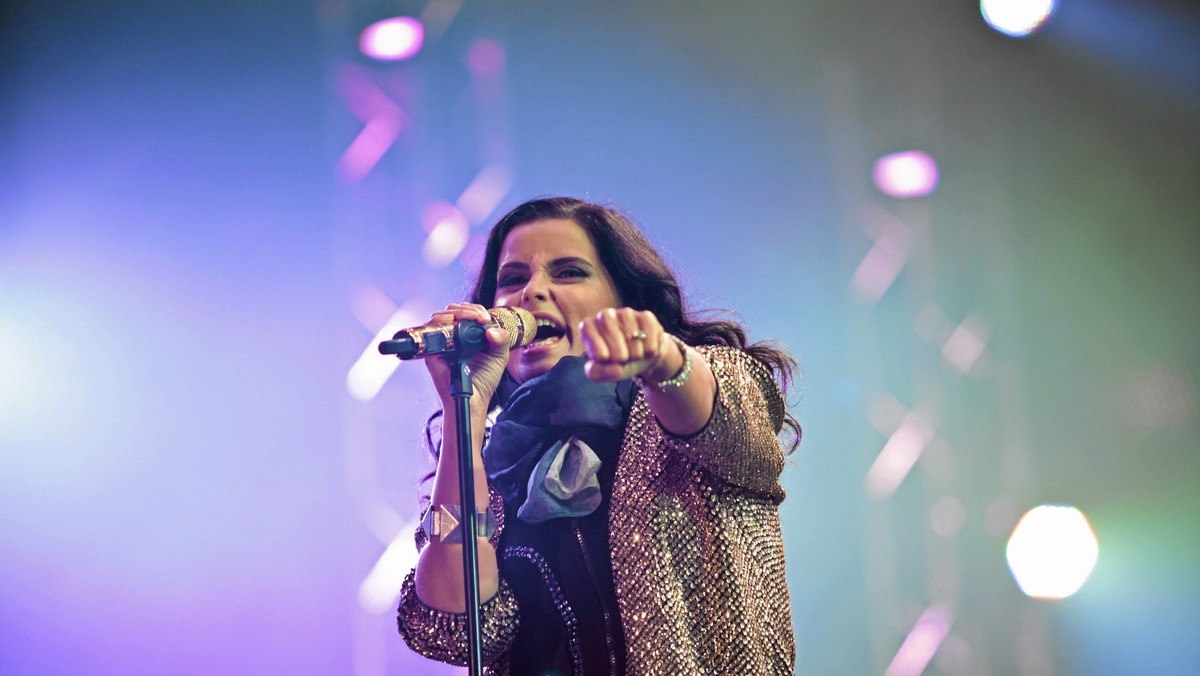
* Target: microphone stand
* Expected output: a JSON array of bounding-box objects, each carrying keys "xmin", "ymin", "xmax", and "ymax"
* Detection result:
[
  {"xmin": 448, "ymin": 353, "xmax": 485, "ymax": 676},
  {"xmin": 380, "ymin": 320, "xmax": 490, "ymax": 675}
]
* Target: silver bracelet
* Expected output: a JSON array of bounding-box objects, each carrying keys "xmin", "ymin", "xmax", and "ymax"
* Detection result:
[
  {"xmin": 636, "ymin": 334, "xmax": 692, "ymax": 391},
  {"xmin": 421, "ymin": 504, "xmax": 498, "ymax": 543}
]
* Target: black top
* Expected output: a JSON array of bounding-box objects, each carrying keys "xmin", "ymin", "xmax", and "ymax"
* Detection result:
[{"xmin": 499, "ymin": 446, "xmax": 626, "ymax": 676}]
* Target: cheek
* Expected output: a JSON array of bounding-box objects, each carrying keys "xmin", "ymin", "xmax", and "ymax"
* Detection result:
[
  {"xmin": 494, "ymin": 289, "xmax": 524, "ymax": 310},
  {"xmin": 586, "ymin": 294, "xmax": 621, "ymax": 318},
  {"xmin": 571, "ymin": 286, "xmax": 617, "ymax": 315}
]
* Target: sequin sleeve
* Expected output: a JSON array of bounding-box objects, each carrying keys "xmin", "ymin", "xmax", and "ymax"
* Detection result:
[
  {"xmin": 657, "ymin": 345, "xmax": 787, "ymax": 500},
  {"xmin": 396, "ymin": 570, "xmax": 519, "ymax": 667},
  {"xmin": 396, "ymin": 486, "xmax": 519, "ymax": 667}
]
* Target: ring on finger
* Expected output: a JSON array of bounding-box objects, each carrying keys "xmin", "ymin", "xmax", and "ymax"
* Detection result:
[{"xmin": 627, "ymin": 330, "xmax": 648, "ymax": 342}]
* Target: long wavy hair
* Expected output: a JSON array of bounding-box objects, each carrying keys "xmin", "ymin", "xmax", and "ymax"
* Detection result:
[{"xmin": 420, "ymin": 197, "xmax": 801, "ymax": 498}]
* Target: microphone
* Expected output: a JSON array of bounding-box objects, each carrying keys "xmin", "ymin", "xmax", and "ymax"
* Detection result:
[{"xmin": 378, "ymin": 307, "xmax": 536, "ymax": 360}]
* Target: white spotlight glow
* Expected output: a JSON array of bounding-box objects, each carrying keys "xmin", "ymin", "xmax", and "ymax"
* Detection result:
[
  {"xmin": 981, "ymin": 0, "xmax": 1056, "ymax": 38},
  {"xmin": 346, "ymin": 304, "xmax": 425, "ymax": 401},
  {"xmin": 1006, "ymin": 504, "xmax": 1099, "ymax": 599},
  {"xmin": 456, "ymin": 164, "xmax": 512, "ymax": 225},
  {"xmin": 421, "ymin": 203, "xmax": 470, "ymax": 268},
  {"xmin": 359, "ymin": 17, "xmax": 424, "ymax": 61},
  {"xmin": 873, "ymin": 150, "xmax": 939, "ymax": 199},
  {"xmin": 358, "ymin": 524, "xmax": 420, "ymax": 614},
  {"xmin": 864, "ymin": 409, "xmax": 935, "ymax": 500}
]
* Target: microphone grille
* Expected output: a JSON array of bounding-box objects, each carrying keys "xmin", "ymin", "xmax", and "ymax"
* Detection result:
[{"xmin": 490, "ymin": 307, "xmax": 536, "ymax": 348}]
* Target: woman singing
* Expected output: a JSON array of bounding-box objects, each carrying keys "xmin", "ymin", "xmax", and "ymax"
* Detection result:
[{"xmin": 397, "ymin": 196, "xmax": 799, "ymax": 674}]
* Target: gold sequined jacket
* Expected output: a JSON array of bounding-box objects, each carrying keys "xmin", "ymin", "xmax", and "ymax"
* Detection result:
[{"xmin": 397, "ymin": 345, "xmax": 795, "ymax": 674}]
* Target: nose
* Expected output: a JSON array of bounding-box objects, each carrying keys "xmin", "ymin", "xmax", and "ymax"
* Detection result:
[{"xmin": 521, "ymin": 271, "xmax": 550, "ymax": 304}]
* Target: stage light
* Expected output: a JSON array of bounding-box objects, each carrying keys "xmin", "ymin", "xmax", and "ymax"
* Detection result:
[
  {"xmin": 981, "ymin": 0, "xmax": 1056, "ymax": 38},
  {"xmin": 455, "ymin": 164, "xmax": 512, "ymax": 224},
  {"xmin": 421, "ymin": 202, "xmax": 470, "ymax": 267},
  {"xmin": 942, "ymin": 316, "xmax": 989, "ymax": 374},
  {"xmin": 850, "ymin": 207, "xmax": 914, "ymax": 303},
  {"xmin": 467, "ymin": 40, "xmax": 506, "ymax": 77},
  {"xmin": 874, "ymin": 150, "xmax": 939, "ymax": 198},
  {"xmin": 885, "ymin": 605, "xmax": 952, "ymax": 676},
  {"xmin": 359, "ymin": 16, "xmax": 424, "ymax": 61},
  {"xmin": 865, "ymin": 409, "xmax": 935, "ymax": 500},
  {"xmin": 346, "ymin": 304, "xmax": 424, "ymax": 401},
  {"xmin": 1007, "ymin": 504, "xmax": 1099, "ymax": 599},
  {"xmin": 358, "ymin": 524, "xmax": 419, "ymax": 614}
]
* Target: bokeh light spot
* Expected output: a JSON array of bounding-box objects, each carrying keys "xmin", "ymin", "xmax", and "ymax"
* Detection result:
[
  {"xmin": 421, "ymin": 202, "xmax": 470, "ymax": 267},
  {"xmin": 981, "ymin": 0, "xmax": 1056, "ymax": 38},
  {"xmin": 942, "ymin": 316, "xmax": 989, "ymax": 374},
  {"xmin": 885, "ymin": 605, "xmax": 952, "ymax": 676},
  {"xmin": 874, "ymin": 150, "xmax": 939, "ymax": 198},
  {"xmin": 346, "ymin": 305, "xmax": 424, "ymax": 401},
  {"xmin": 865, "ymin": 410, "xmax": 935, "ymax": 500},
  {"xmin": 467, "ymin": 40, "xmax": 506, "ymax": 77},
  {"xmin": 358, "ymin": 526, "xmax": 419, "ymax": 614},
  {"xmin": 1007, "ymin": 504, "xmax": 1099, "ymax": 599},
  {"xmin": 931, "ymin": 496, "xmax": 967, "ymax": 537},
  {"xmin": 359, "ymin": 17, "xmax": 424, "ymax": 61}
]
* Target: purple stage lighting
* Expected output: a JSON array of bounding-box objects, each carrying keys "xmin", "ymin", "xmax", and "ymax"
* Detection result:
[
  {"xmin": 468, "ymin": 40, "xmax": 506, "ymax": 77},
  {"xmin": 359, "ymin": 17, "xmax": 424, "ymax": 61}
]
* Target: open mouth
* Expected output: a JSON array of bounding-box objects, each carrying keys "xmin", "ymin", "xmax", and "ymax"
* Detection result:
[{"xmin": 527, "ymin": 317, "xmax": 566, "ymax": 348}]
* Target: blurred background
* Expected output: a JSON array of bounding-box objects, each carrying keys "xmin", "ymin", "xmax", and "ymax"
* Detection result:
[{"xmin": 2, "ymin": 0, "xmax": 1197, "ymax": 674}]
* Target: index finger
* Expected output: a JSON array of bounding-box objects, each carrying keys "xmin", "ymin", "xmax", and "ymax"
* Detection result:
[{"xmin": 579, "ymin": 316, "xmax": 612, "ymax": 362}]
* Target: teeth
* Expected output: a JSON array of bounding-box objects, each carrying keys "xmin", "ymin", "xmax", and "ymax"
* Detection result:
[{"xmin": 524, "ymin": 317, "xmax": 563, "ymax": 349}]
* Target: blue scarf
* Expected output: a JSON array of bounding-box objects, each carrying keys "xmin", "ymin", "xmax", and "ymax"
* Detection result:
[{"xmin": 482, "ymin": 356, "xmax": 634, "ymax": 524}]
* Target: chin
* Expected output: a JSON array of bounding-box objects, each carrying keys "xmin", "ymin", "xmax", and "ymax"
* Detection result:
[{"xmin": 511, "ymin": 343, "xmax": 572, "ymax": 383}]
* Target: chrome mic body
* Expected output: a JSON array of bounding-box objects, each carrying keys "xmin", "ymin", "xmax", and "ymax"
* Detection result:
[{"xmin": 378, "ymin": 307, "xmax": 536, "ymax": 360}]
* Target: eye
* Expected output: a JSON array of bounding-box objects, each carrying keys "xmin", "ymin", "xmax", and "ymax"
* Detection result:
[
  {"xmin": 555, "ymin": 266, "xmax": 588, "ymax": 279},
  {"xmin": 496, "ymin": 273, "xmax": 526, "ymax": 288}
]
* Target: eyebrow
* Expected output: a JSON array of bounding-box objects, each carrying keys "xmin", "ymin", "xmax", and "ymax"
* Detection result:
[{"xmin": 496, "ymin": 256, "xmax": 596, "ymax": 273}]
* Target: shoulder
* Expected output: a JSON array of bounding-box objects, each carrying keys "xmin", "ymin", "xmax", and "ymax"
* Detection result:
[{"xmin": 692, "ymin": 344, "xmax": 785, "ymax": 433}]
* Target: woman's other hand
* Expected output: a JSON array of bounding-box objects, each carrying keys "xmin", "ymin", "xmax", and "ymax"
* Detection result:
[{"xmin": 579, "ymin": 308, "xmax": 682, "ymax": 384}]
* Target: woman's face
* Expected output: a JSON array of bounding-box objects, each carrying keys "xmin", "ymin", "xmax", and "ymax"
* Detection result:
[{"xmin": 494, "ymin": 218, "xmax": 622, "ymax": 383}]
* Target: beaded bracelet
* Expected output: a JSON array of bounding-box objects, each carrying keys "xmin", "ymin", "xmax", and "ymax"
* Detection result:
[{"xmin": 636, "ymin": 334, "xmax": 692, "ymax": 391}]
